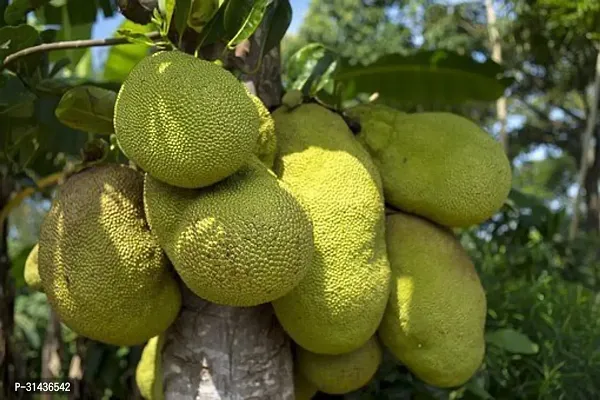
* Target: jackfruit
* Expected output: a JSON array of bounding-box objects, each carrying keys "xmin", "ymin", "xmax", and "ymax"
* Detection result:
[
  {"xmin": 296, "ymin": 336, "xmax": 382, "ymax": 395},
  {"xmin": 294, "ymin": 369, "xmax": 318, "ymax": 400},
  {"xmin": 379, "ymin": 211, "xmax": 487, "ymax": 388},
  {"xmin": 248, "ymin": 92, "xmax": 277, "ymax": 168},
  {"xmin": 345, "ymin": 105, "xmax": 512, "ymax": 227},
  {"xmin": 271, "ymin": 103, "xmax": 391, "ymax": 355},
  {"xmin": 136, "ymin": 335, "xmax": 165, "ymax": 400},
  {"xmin": 144, "ymin": 156, "xmax": 314, "ymax": 307},
  {"xmin": 114, "ymin": 50, "xmax": 259, "ymax": 189},
  {"xmin": 24, "ymin": 244, "xmax": 42, "ymax": 291},
  {"xmin": 38, "ymin": 164, "xmax": 181, "ymax": 346}
]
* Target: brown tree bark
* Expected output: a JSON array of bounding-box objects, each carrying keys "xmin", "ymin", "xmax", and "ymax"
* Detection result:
[
  {"xmin": 0, "ymin": 175, "xmax": 19, "ymax": 399},
  {"xmin": 161, "ymin": 10, "xmax": 293, "ymax": 399},
  {"xmin": 584, "ymin": 137, "xmax": 600, "ymax": 233},
  {"xmin": 40, "ymin": 309, "xmax": 63, "ymax": 400}
]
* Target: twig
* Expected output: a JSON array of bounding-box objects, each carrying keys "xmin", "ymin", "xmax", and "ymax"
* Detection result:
[{"xmin": 1, "ymin": 32, "xmax": 162, "ymax": 71}]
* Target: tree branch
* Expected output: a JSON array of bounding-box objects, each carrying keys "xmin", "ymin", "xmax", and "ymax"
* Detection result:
[
  {"xmin": 1, "ymin": 32, "xmax": 162, "ymax": 71},
  {"xmin": 569, "ymin": 49, "xmax": 600, "ymax": 241}
]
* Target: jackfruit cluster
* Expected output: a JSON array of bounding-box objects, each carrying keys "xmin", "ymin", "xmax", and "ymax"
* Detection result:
[{"xmin": 29, "ymin": 49, "xmax": 511, "ymax": 399}]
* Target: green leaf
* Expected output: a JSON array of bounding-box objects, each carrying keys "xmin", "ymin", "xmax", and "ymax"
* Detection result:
[
  {"xmin": 0, "ymin": 24, "xmax": 42, "ymax": 75},
  {"xmin": 285, "ymin": 43, "xmax": 340, "ymax": 97},
  {"xmin": 48, "ymin": 57, "xmax": 70, "ymax": 77},
  {"xmin": 103, "ymin": 20, "xmax": 153, "ymax": 82},
  {"xmin": 186, "ymin": 0, "xmax": 221, "ymax": 33},
  {"xmin": 485, "ymin": 328, "xmax": 540, "ymax": 355},
  {"xmin": 4, "ymin": 0, "xmax": 51, "ymax": 25},
  {"xmin": 224, "ymin": 0, "xmax": 270, "ymax": 49},
  {"xmin": 48, "ymin": 23, "xmax": 93, "ymax": 68},
  {"xmin": 261, "ymin": 0, "xmax": 291, "ymax": 55},
  {"xmin": 158, "ymin": 0, "xmax": 176, "ymax": 34},
  {"xmin": 0, "ymin": 77, "xmax": 36, "ymax": 117},
  {"xmin": 55, "ymin": 85, "xmax": 116, "ymax": 135},
  {"xmin": 194, "ymin": 0, "xmax": 229, "ymax": 47},
  {"xmin": 334, "ymin": 50, "xmax": 513, "ymax": 106},
  {"xmin": 173, "ymin": 0, "xmax": 192, "ymax": 38}
]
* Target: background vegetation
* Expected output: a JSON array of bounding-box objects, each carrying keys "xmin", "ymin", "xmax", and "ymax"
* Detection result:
[{"xmin": 1, "ymin": 0, "xmax": 599, "ymax": 399}]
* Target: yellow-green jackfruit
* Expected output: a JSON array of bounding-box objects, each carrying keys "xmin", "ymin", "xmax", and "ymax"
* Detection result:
[
  {"xmin": 38, "ymin": 164, "xmax": 181, "ymax": 346},
  {"xmin": 379, "ymin": 211, "xmax": 487, "ymax": 388},
  {"xmin": 294, "ymin": 369, "xmax": 318, "ymax": 400},
  {"xmin": 136, "ymin": 335, "xmax": 165, "ymax": 400},
  {"xmin": 296, "ymin": 336, "xmax": 382, "ymax": 395},
  {"xmin": 345, "ymin": 105, "xmax": 512, "ymax": 227},
  {"xmin": 114, "ymin": 50, "xmax": 259, "ymax": 189},
  {"xmin": 24, "ymin": 244, "xmax": 42, "ymax": 291},
  {"xmin": 248, "ymin": 92, "xmax": 277, "ymax": 168},
  {"xmin": 271, "ymin": 104, "xmax": 391, "ymax": 355},
  {"xmin": 144, "ymin": 156, "xmax": 314, "ymax": 307}
]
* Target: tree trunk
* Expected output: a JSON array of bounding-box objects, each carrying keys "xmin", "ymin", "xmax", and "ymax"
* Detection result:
[
  {"xmin": 40, "ymin": 309, "xmax": 63, "ymax": 400},
  {"xmin": 569, "ymin": 49, "xmax": 600, "ymax": 240},
  {"xmin": 0, "ymin": 175, "xmax": 19, "ymax": 399},
  {"xmin": 584, "ymin": 137, "xmax": 599, "ymax": 233},
  {"xmin": 162, "ymin": 16, "xmax": 293, "ymax": 400},
  {"xmin": 485, "ymin": 0, "xmax": 508, "ymax": 153}
]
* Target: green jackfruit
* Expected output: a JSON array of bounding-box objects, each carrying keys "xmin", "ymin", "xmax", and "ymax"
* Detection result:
[
  {"xmin": 144, "ymin": 156, "xmax": 314, "ymax": 307},
  {"xmin": 296, "ymin": 336, "xmax": 382, "ymax": 395},
  {"xmin": 379, "ymin": 211, "xmax": 487, "ymax": 388},
  {"xmin": 136, "ymin": 335, "xmax": 165, "ymax": 400},
  {"xmin": 345, "ymin": 105, "xmax": 512, "ymax": 227},
  {"xmin": 38, "ymin": 164, "xmax": 182, "ymax": 346},
  {"xmin": 24, "ymin": 244, "xmax": 42, "ymax": 291},
  {"xmin": 271, "ymin": 103, "xmax": 391, "ymax": 355},
  {"xmin": 114, "ymin": 50, "xmax": 259, "ymax": 189},
  {"xmin": 294, "ymin": 369, "xmax": 318, "ymax": 400},
  {"xmin": 248, "ymin": 92, "xmax": 277, "ymax": 168}
]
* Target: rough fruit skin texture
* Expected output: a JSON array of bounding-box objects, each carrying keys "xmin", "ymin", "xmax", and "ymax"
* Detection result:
[
  {"xmin": 248, "ymin": 92, "xmax": 277, "ymax": 168},
  {"xmin": 114, "ymin": 50, "xmax": 260, "ymax": 189},
  {"xmin": 379, "ymin": 211, "xmax": 487, "ymax": 388},
  {"xmin": 136, "ymin": 335, "xmax": 165, "ymax": 400},
  {"xmin": 345, "ymin": 105, "xmax": 512, "ymax": 227},
  {"xmin": 296, "ymin": 336, "xmax": 382, "ymax": 395},
  {"xmin": 38, "ymin": 165, "xmax": 182, "ymax": 346},
  {"xmin": 271, "ymin": 103, "xmax": 391, "ymax": 355},
  {"xmin": 144, "ymin": 156, "xmax": 314, "ymax": 307},
  {"xmin": 24, "ymin": 244, "xmax": 42, "ymax": 291}
]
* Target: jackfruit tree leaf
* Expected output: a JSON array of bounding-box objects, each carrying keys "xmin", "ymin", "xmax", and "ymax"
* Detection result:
[
  {"xmin": 0, "ymin": 77, "xmax": 36, "ymax": 117},
  {"xmin": 4, "ymin": 0, "xmax": 51, "ymax": 25},
  {"xmin": 185, "ymin": 0, "xmax": 221, "ymax": 34},
  {"xmin": 224, "ymin": 0, "xmax": 270, "ymax": 49},
  {"xmin": 48, "ymin": 23, "xmax": 94, "ymax": 69},
  {"xmin": 103, "ymin": 20, "xmax": 153, "ymax": 82},
  {"xmin": 14, "ymin": 313, "xmax": 41, "ymax": 348},
  {"xmin": 158, "ymin": 0, "xmax": 176, "ymax": 34},
  {"xmin": 55, "ymin": 85, "xmax": 116, "ymax": 135},
  {"xmin": 172, "ymin": 0, "xmax": 192, "ymax": 38},
  {"xmin": 465, "ymin": 376, "xmax": 493, "ymax": 399},
  {"xmin": 0, "ymin": 24, "xmax": 42, "ymax": 76},
  {"xmin": 285, "ymin": 43, "xmax": 339, "ymax": 98},
  {"xmin": 260, "ymin": 0, "xmax": 292, "ymax": 56},
  {"xmin": 48, "ymin": 57, "xmax": 71, "ymax": 77},
  {"xmin": 194, "ymin": 0, "xmax": 228, "ymax": 47},
  {"xmin": 485, "ymin": 328, "xmax": 540, "ymax": 355},
  {"xmin": 9, "ymin": 245, "xmax": 33, "ymax": 290},
  {"xmin": 334, "ymin": 50, "xmax": 514, "ymax": 106}
]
